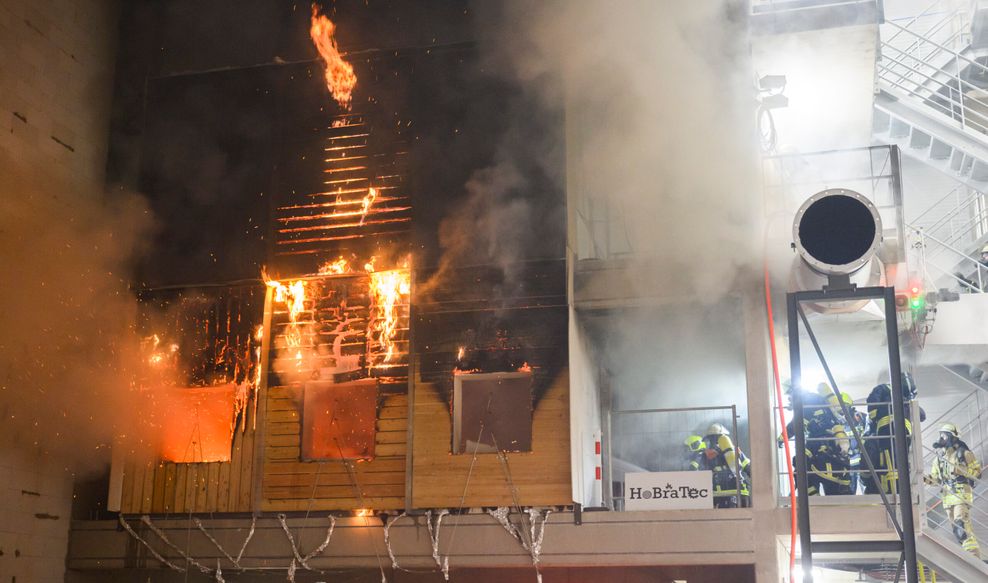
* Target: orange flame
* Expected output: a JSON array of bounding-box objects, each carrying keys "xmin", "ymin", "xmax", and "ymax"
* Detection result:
[
  {"xmin": 309, "ymin": 3, "xmax": 356, "ymax": 110},
  {"xmin": 358, "ymin": 187, "xmax": 377, "ymax": 226},
  {"xmin": 368, "ymin": 266, "xmax": 411, "ymax": 364},
  {"xmin": 318, "ymin": 256, "xmax": 352, "ymax": 275},
  {"xmin": 265, "ymin": 275, "xmax": 308, "ymax": 371}
]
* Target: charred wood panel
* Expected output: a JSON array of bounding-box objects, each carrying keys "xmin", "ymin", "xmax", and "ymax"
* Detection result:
[
  {"xmin": 260, "ymin": 387, "xmax": 407, "ymax": 511},
  {"xmin": 411, "ymin": 373, "xmax": 570, "ymax": 508}
]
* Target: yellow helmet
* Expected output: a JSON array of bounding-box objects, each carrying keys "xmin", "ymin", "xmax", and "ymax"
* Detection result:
[
  {"xmin": 940, "ymin": 423, "xmax": 959, "ymax": 438},
  {"xmin": 817, "ymin": 382, "xmax": 832, "ymax": 397},
  {"xmin": 684, "ymin": 435, "xmax": 704, "ymax": 452},
  {"xmin": 840, "ymin": 392, "xmax": 853, "ymax": 406},
  {"xmin": 982, "ymin": 244, "xmax": 988, "ymax": 254},
  {"xmin": 707, "ymin": 423, "xmax": 729, "ymax": 436}
]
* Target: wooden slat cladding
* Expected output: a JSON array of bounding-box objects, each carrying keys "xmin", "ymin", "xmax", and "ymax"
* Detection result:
[
  {"xmin": 118, "ymin": 419, "xmax": 257, "ymax": 514},
  {"xmin": 260, "ymin": 386, "xmax": 408, "ymax": 511},
  {"xmin": 411, "ymin": 371, "xmax": 571, "ymax": 508}
]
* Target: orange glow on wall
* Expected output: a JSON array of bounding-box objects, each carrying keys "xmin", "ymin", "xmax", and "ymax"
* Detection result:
[
  {"xmin": 301, "ymin": 378, "xmax": 378, "ymax": 460},
  {"xmin": 157, "ymin": 384, "xmax": 237, "ymax": 463}
]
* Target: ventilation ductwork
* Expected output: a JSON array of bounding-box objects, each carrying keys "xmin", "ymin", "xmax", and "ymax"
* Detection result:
[{"xmin": 789, "ymin": 188, "xmax": 885, "ymax": 313}]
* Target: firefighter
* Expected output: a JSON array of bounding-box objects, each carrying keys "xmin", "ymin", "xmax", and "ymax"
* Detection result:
[
  {"xmin": 863, "ymin": 373, "xmax": 925, "ymax": 494},
  {"xmin": 836, "ymin": 391, "xmax": 867, "ymax": 494},
  {"xmin": 779, "ymin": 383, "xmax": 852, "ymax": 495},
  {"xmin": 684, "ymin": 434, "xmax": 705, "ymax": 471},
  {"xmin": 687, "ymin": 432, "xmax": 751, "ymax": 507},
  {"xmin": 925, "ymin": 423, "xmax": 982, "ymax": 558},
  {"xmin": 702, "ymin": 423, "xmax": 749, "ymax": 508}
]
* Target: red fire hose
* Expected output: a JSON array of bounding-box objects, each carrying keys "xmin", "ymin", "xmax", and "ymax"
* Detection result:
[{"xmin": 764, "ymin": 263, "xmax": 798, "ymax": 575}]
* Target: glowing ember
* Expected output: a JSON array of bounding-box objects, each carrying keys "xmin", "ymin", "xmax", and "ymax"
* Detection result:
[
  {"xmin": 309, "ymin": 3, "xmax": 356, "ymax": 110},
  {"xmin": 457, "ymin": 346, "xmax": 465, "ymax": 361},
  {"xmin": 368, "ymin": 266, "xmax": 411, "ymax": 364},
  {"xmin": 355, "ymin": 508, "xmax": 374, "ymax": 517},
  {"xmin": 364, "ymin": 256, "xmax": 377, "ymax": 272},
  {"xmin": 358, "ymin": 186, "xmax": 377, "ymax": 226}
]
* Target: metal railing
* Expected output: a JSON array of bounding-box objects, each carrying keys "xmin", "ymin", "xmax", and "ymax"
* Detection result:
[
  {"xmin": 882, "ymin": 0, "xmax": 970, "ymax": 81},
  {"xmin": 604, "ymin": 405, "xmax": 743, "ymax": 510},
  {"xmin": 910, "ymin": 184, "xmax": 988, "ymax": 252},
  {"xmin": 774, "ymin": 398, "xmax": 924, "ymax": 503},
  {"xmin": 879, "ymin": 17, "xmax": 988, "ymax": 137},
  {"xmin": 909, "ymin": 221, "xmax": 988, "ymax": 291},
  {"xmin": 919, "ymin": 378, "xmax": 988, "ymax": 552}
]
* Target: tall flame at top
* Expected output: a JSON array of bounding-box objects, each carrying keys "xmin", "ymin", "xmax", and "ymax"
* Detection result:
[{"xmin": 309, "ymin": 3, "xmax": 357, "ymax": 110}]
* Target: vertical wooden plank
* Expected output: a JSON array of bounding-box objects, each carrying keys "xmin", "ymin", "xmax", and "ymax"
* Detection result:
[
  {"xmin": 130, "ymin": 459, "xmax": 147, "ymax": 515},
  {"xmin": 237, "ymin": 425, "xmax": 255, "ymax": 511},
  {"xmin": 119, "ymin": 459, "xmax": 136, "ymax": 513},
  {"xmin": 250, "ymin": 285, "xmax": 274, "ymax": 514},
  {"xmin": 205, "ymin": 463, "xmax": 220, "ymax": 511},
  {"xmin": 227, "ymin": 427, "xmax": 244, "ymax": 512},
  {"xmin": 195, "ymin": 464, "xmax": 210, "ymax": 513},
  {"xmin": 183, "ymin": 465, "xmax": 198, "ymax": 512},
  {"xmin": 151, "ymin": 462, "xmax": 167, "ymax": 513},
  {"xmin": 216, "ymin": 458, "xmax": 232, "ymax": 511},
  {"xmin": 140, "ymin": 460, "xmax": 155, "ymax": 513},
  {"xmin": 173, "ymin": 464, "xmax": 188, "ymax": 514},
  {"xmin": 162, "ymin": 463, "xmax": 177, "ymax": 514}
]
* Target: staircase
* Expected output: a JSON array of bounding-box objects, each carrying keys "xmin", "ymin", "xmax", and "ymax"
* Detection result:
[
  {"xmin": 874, "ymin": 1, "xmax": 988, "ymax": 193},
  {"xmin": 907, "ymin": 189, "xmax": 988, "ymax": 293},
  {"xmin": 915, "ymin": 373, "xmax": 988, "ymax": 581}
]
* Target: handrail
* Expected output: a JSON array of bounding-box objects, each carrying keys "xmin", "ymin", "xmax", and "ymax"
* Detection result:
[
  {"xmin": 908, "ymin": 222, "xmax": 988, "ymax": 274},
  {"xmin": 912, "ymin": 184, "xmax": 967, "ymax": 228},
  {"xmin": 921, "ymin": 382, "xmax": 981, "ymax": 433},
  {"xmin": 877, "ymin": 51, "xmax": 988, "ymax": 134},
  {"xmin": 920, "ymin": 254, "xmax": 983, "ymax": 292},
  {"xmin": 884, "ymin": 20, "xmax": 988, "ymax": 80},
  {"xmin": 886, "ymin": 8, "xmax": 966, "ymax": 83},
  {"xmin": 884, "ymin": 0, "xmax": 960, "ymax": 47},
  {"xmin": 880, "ymin": 45, "xmax": 988, "ymax": 115}
]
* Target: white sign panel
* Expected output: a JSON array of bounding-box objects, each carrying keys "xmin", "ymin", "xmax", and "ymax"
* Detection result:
[{"xmin": 624, "ymin": 471, "xmax": 713, "ymax": 510}]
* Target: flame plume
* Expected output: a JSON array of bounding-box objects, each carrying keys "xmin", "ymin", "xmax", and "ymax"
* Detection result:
[
  {"xmin": 368, "ymin": 267, "xmax": 411, "ymax": 364},
  {"xmin": 358, "ymin": 186, "xmax": 377, "ymax": 226},
  {"xmin": 309, "ymin": 3, "xmax": 357, "ymax": 110},
  {"xmin": 265, "ymin": 276, "xmax": 309, "ymax": 371}
]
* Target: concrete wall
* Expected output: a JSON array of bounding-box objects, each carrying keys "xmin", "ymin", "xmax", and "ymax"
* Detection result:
[{"xmin": 0, "ymin": 1, "xmax": 119, "ymax": 581}]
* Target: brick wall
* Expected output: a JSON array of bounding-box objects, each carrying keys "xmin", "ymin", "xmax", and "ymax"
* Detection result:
[{"xmin": 0, "ymin": 1, "xmax": 118, "ymax": 582}]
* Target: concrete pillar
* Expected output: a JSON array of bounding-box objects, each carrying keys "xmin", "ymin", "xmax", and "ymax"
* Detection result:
[{"xmin": 744, "ymin": 291, "xmax": 785, "ymax": 582}]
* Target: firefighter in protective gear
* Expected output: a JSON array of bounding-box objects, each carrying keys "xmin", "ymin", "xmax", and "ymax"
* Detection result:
[
  {"xmin": 837, "ymin": 391, "xmax": 867, "ymax": 494},
  {"xmin": 701, "ymin": 423, "xmax": 750, "ymax": 508},
  {"xmin": 781, "ymin": 383, "xmax": 853, "ymax": 495},
  {"xmin": 685, "ymin": 434, "xmax": 705, "ymax": 471},
  {"xmin": 864, "ymin": 373, "xmax": 925, "ymax": 494},
  {"xmin": 925, "ymin": 423, "xmax": 982, "ymax": 558}
]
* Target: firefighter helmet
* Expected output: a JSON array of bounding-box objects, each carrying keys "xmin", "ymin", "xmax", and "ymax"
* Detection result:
[
  {"xmin": 940, "ymin": 423, "xmax": 959, "ymax": 438},
  {"xmin": 982, "ymin": 244, "xmax": 988, "ymax": 254},
  {"xmin": 840, "ymin": 392, "xmax": 853, "ymax": 406},
  {"xmin": 684, "ymin": 435, "xmax": 704, "ymax": 452},
  {"xmin": 816, "ymin": 382, "xmax": 832, "ymax": 396},
  {"xmin": 707, "ymin": 423, "xmax": 729, "ymax": 436}
]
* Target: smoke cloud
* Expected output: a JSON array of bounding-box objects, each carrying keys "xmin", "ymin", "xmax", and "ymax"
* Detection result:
[
  {"xmin": 465, "ymin": 0, "xmax": 761, "ymax": 428},
  {"xmin": 0, "ymin": 161, "xmax": 153, "ymax": 468},
  {"xmin": 486, "ymin": 0, "xmax": 761, "ymax": 295}
]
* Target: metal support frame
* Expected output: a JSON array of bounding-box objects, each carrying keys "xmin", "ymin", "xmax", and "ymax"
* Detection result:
[{"xmin": 787, "ymin": 286, "xmax": 918, "ymax": 582}]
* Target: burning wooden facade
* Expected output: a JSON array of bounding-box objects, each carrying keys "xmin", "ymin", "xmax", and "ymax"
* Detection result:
[{"xmin": 114, "ymin": 7, "xmax": 570, "ymax": 516}]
